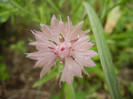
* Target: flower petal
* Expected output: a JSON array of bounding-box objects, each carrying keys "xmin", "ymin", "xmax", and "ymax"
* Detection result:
[
  {"xmin": 40, "ymin": 24, "xmax": 59, "ymax": 43},
  {"xmin": 40, "ymin": 54, "xmax": 56, "ymax": 78},
  {"xmin": 26, "ymin": 51, "xmax": 55, "ymax": 61},
  {"xmin": 51, "ymin": 15, "xmax": 59, "ymax": 27},
  {"xmin": 29, "ymin": 41, "xmax": 53, "ymax": 51},
  {"xmin": 60, "ymin": 57, "xmax": 82, "ymax": 85},
  {"xmin": 73, "ymin": 51, "xmax": 97, "ymax": 67},
  {"xmin": 73, "ymin": 42, "xmax": 93, "ymax": 51},
  {"xmin": 69, "ymin": 21, "xmax": 84, "ymax": 41},
  {"xmin": 79, "ymin": 30, "xmax": 90, "ymax": 37}
]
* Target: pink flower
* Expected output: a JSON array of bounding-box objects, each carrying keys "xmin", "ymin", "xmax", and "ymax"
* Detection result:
[{"xmin": 26, "ymin": 15, "xmax": 98, "ymax": 86}]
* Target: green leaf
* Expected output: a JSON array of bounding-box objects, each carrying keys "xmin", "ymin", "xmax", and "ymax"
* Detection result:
[
  {"xmin": 64, "ymin": 83, "xmax": 75, "ymax": 99},
  {"xmin": 83, "ymin": 2, "xmax": 122, "ymax": 99},
  {"xmin": 75, "ymin": 91, "xmax": 86, "ymax": 99},
  {"xmin": 33, "ymin": 71, "xmax": 58, "ymax": 87}
]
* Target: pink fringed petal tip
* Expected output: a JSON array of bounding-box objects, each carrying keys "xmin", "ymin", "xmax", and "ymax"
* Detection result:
[{"xmin": 26, "ymin": 15, "xmax": 98, "ymax": 86}]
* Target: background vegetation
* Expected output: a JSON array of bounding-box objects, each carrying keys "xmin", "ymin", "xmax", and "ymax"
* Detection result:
[{"xmin": 0, "ymin": 0, "xmax": 133, "ymax": 99}]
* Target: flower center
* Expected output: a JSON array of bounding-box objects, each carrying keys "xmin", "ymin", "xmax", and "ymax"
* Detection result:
[
  {"xmin": 48, "ymin": 36, "xmax": 78, "ymax": 62},
  {"xmin": 55, "ymin": 42, "xmax": 72, "ymax": 59}
]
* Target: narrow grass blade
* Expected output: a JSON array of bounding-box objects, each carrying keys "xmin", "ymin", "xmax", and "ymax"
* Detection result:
[
  {"xmin": 9, "ymin": 0, "xmax": 27, "ymax": 13},
  {"xmin": 83, "ymin": 2, "xmax": 122, "ymax": 99},
  {"xmin": 46, "ymin": 0, "xmax": 62, "ymax": 15}
]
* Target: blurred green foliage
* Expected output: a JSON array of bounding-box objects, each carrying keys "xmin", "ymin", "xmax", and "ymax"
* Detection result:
[
  {"xmin": 10, "ymin": 40, "xmax": 27, "ymax": 54},
  {"xmin": 0, "ymin": 56, "xmax": 9, "ymax": 81},
  {"xmin": 0, "ymin": 63, "xmax": 9, "ymax": 81},
  {"xmin": 0, "ymin": 0, "xmax": 133, "ymax": 98},
  {"xmin": 128, "ymin": 82, "xmax": 133, "ymax": 94}
]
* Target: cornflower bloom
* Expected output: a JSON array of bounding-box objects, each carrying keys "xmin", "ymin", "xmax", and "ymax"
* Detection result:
[{"xmin": 26, "ymin": 15, "xmax": 98, "ymax": 85}]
